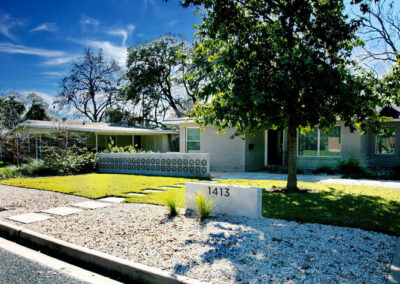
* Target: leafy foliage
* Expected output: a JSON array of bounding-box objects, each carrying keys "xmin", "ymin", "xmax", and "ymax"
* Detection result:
[
  {"xmin": 122, "ymin": 35, "xmax": 199, "ymax": 124},
  {"xmin": 0, "ymin": 94, "xmax": 25, "ymax": 129},
  {"xmin": 177, "ymin": 0, "xmax": 382, "ymax": 190}
]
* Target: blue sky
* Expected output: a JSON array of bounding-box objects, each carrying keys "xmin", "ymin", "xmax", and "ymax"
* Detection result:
[{"xmin": 0, "ymin": 0, "xmax": 200, "ymax": 104}]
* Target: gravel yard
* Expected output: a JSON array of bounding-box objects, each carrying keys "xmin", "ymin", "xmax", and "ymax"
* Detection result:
[{"xmin": 0, "ymin": 185, "xmax": 397, "ymax": 283}]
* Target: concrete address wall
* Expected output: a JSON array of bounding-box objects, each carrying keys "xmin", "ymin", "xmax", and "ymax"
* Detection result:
[{"xmin": 99, "ymin": 153, "xmax": 210, "ymax": 177}]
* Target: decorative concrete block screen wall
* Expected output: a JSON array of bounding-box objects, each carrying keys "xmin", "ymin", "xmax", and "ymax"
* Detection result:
[{"xmin": 99, "ymin": 153, "xmax": 210, "ymax": 178}]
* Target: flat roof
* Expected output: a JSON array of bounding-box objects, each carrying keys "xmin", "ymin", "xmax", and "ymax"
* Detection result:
[{"xmin": 13, "ymin": 120, "xmax": 178, "ymax": 135}]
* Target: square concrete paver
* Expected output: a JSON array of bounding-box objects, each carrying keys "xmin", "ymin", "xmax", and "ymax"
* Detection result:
[
  {"xmin": 126, "ymin": 192, "xmax": 147, "ymax": 196},
  {"xmin": 98, "ymin": 197, "xmax": 126, "ymax": 204},
  {"xmin": 71, "ymin": 201, "xmax": 111, "ymax": 209},
  {"xmin": 7, "ymin": 213, "xmax": 53, "ymax": 224},
  {"xmin": 161, "ymin": 186, "xmax": 180, "ymax": 189},
  {"xmin": 41, "ymin": 207, "xmax": 82, "ymax": 216},
  {"xmin": 142, "ymin": 189, "xmax": 163, "ymax": 193}
]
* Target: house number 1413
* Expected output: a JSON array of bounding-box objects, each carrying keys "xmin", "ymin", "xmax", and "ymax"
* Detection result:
[{"xmin": 208, "ymin": 187, "xmax": 230, "ymax": 197}]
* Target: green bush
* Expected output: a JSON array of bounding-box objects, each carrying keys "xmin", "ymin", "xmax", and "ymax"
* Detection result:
[
  {"xmin": 16, "ymin": 148, "xmax": 98, "ymax": 177},
  {"xmin": 194, "ymin": 191, "xmax": 214, "ymax": 221},
  {"xmin": 313, "ymin": 165, "xmax": 335, "ymax": 175},
  {"xmin": 164, "ymin": 193, "xmax": 180, "ymax": 217},
  {"xmin": 337, "ymin": 158, "xmax": 374, "ymax": 179},
  {"xmin": 0, "ymin": 165, "xmax": 21, "ymax": 179},
  {"xmin": 103, "ymin": 143, "xmax": 153, "ymax": 154}
]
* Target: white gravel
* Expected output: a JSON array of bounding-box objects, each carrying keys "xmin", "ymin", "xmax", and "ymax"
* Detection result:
[{"xmin": 0, "ymin": 185, "xmax": 397, "ymax": 283}]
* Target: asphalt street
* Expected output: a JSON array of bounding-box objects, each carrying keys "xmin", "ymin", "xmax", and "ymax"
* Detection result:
[{"xmin": 0, "ymin": 245, "xmax": 87, "ymax": 283}]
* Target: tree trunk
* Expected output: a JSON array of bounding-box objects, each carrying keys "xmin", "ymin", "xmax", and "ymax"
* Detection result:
[{"xmin": 286, "ymin": 116, "xmax": 298, "ymax": 191}]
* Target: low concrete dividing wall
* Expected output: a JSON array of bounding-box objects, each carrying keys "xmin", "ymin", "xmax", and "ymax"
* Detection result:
[
  {"xmin": 99, "ymin": 153, "xmax": 210, "ymax": 178},
  {"xmin": 185, "ymin": 182, "xmax": 262, "ymax": 218}
]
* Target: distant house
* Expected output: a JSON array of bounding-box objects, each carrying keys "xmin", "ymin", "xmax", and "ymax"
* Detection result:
[
  {"xmin": 166, "ymin": 106, "xmax": 400, "ymax": 172},
  {"xmin": 12, "ymin": 120, "xmax": 178, "ymax": 160}
]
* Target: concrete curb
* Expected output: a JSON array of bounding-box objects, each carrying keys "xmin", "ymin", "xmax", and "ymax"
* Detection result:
[
  {"xmin": 0, "ymin": 220, "xmax": 203, "ymax": 284},
  {"xmin": 388, "ymin": 237, "xmax": 400, "ymax": 284}
]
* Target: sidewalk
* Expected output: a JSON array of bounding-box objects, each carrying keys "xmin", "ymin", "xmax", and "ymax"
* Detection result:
[{"xmin": 211, "ymin": 171, "xmax": 400, "ymax": 188}]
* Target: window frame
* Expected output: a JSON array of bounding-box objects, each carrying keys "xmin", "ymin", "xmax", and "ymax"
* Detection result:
[
  {"xmin": 375, "ymin": 128, "xmax": 395, "ymax": 156},
  {"xmin": 186, "ymin": 127, "xmax": 201, "ymax": 152},
  {"xmin": 297, "ymin": 126, "xmax": 342, "ymax": 158}
]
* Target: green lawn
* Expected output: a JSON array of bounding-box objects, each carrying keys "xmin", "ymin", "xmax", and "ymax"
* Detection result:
[{"xmin": 1, "ymin": 173, "xmax": 399, "ymax": 235}]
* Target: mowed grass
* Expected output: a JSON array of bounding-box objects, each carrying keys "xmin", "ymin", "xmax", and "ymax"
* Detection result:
[
  {"xmin": 1, "ymin": 174, "xmax": 400, "ymax": 235},
  {"xmin": 0, "ymin": 173, "xmax": 199, "ymax": 207}
]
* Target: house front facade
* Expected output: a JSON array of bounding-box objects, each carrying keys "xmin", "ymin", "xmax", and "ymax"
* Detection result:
[{"xmin": 173, "ymin": 114, "xmax": 400, "ymax": 172}]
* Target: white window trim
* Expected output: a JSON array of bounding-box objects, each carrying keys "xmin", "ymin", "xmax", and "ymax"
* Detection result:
[
  {"xmin": 297, "ymin": 126, "xmax": 342, "ymax": 158},
  {"xmin": 186, "ymin": 127, "xmax": 200, "ymax": 153},
  {"xmin": 375, "ymin": 131, "xmax": 395, "ymax": 156}
]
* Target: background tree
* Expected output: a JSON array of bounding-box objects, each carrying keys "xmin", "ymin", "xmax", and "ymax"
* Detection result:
[
  {"xmin": 122, "ymin": 35, "xmax": 198, "ymax": 123},
  {"xmin": 0, "ymin": 93, "xmax": 25, "ymax": 129},
  {"xmin": 56, "ymin": 48, "xmax": 121, "ymax": 122},
  {"xmin": 175, "ymin": 0, "xmax": 381, "ymax": 191},
  {"xmin": 24, "ymin": 92, "xmax": 51, "ymax": 121},
  {"xmin": 355, "ymin": 0, "xmax": 399, "ymax": 65}
]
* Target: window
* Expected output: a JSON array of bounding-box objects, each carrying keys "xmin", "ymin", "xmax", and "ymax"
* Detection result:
[
  {"xmin": 187, "ymin": 127, "xmax": 200, "ymax": 152},
  {"xmin": 376, "ymin": 127, "xmax": 395, "ymax": 155},
  {"xmin": 298, "ymin": 126, "xmax": 341, "ymax": 157}
]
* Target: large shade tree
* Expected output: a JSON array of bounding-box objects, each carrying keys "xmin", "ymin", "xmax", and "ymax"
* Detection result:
[
  {"xmin": 171, "ymin": 0, "xmax": 381, "ymax": 191},
  {"xmin": 122, "ymin": 35, "xmax": 200, "ymax": 123},
  {"xmin": 56, "ymin": 48, "xmax": 121, "ymax": 122}
]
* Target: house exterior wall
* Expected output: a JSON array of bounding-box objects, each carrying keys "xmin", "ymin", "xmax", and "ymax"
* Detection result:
[
  {"xmin": 296, "ymin": 122, "xmax": 363, "ymax": 171},
  {"xmin": 363, "ymin": 122, "xmax": 400, "ymax": 168},
  {"xmin": 245, "ymin": 131, "xmax": 265, "ymax": 171},
  {"xmin": 179, "ymin": 123, "xmax": 246, "ymax": 171}
]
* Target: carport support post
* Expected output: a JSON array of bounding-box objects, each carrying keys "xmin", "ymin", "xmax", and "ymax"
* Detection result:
[
  {"xmin": 95, "ymin": 134, "xmax": 98, "ymax": 153},
  {"xmin": 35, "ymin": 137, "xmax": 38, "ymax": 160},
  {"xmin": 132, "ymin": 135, "xmax": 135, "ymax": 148}
]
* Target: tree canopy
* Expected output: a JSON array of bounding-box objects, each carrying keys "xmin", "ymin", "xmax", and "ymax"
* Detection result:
[
  {"xmin": 0, "ymin": 94, "xmax": 26, "ymax": 129},
  {"xmin": 122, "ymin": 35, "xmax": 199, "ymax": 124},
  {"xmin": 56, "ymin": 48, "xmax": 121, "ymax": 122},
  {"xmin": 176, "ymin": 0, "xmax": 381, "ymax": 190}
]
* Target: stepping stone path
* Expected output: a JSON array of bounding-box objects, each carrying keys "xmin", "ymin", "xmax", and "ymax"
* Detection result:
[
  {"xmin": 8, "ymin": 213, "xmax": 53, "ymax": 224},
  {"xmin": 72, "ymin": 201, "xmax": 112, "ymax": 209},
  {"xmin": 7, "ymin": 197, "xmax": 127, "ymax": 224},
  {"xmin": 41, "ymin": 207, "xmax": 82, "ymax": 216},
  {"xmin": 142, "ymin": 189, "xmax": 163, "ymax": 193},
  {"xmin": 161, "ymin": 186, "xmax": 180, "ymax": 189},
  {"xmin": 98, "ymin": 197, "xmax": 126, "ymax": 204},
  {"xmin": 126, "ymin": 192, "xmax": 147, "ymax": 196}
]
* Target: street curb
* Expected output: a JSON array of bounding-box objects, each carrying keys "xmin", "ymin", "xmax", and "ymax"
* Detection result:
[
  {"xmin": 0, "ymin": 220, "xmax": 203, "ymax": 284},
  {"xmin": 388, "ymin": 237, "xmax": 400, "ymax": 284}
]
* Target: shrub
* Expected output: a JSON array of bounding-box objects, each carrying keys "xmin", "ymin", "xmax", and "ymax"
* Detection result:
[
  {"xmin": 103, "ymin": 144, "xmax": 153, "ymax": 154},
  {"xmin": 0, "ymin": 165, "xmax": 21, "ymax": 179},
  {"xmin": 164, "ymin": 193, "xmax": 180, "ymax": 217},
  {"xmin": 16, "ymin": 148, "xmax": 98, "ymax": 177},
  {"xmin": 313, "ymin": 165, "xmax": 335, "ymax": 175},
  {"xmin": 194, "ymin": 191, "xmax": 214, "ymax": 221},
  {"xmin": 337, "ymin": 158, "xmax": 374, "ymax": 179}
]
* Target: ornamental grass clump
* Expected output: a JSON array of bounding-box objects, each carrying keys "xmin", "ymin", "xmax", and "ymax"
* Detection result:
[
  {"xmin": 194, "ymin": 191, "xmax": 214, "ymax": 221},
  {"xmin": 164, "ymin": 193, "xmax": 180, "ymax": 217}
]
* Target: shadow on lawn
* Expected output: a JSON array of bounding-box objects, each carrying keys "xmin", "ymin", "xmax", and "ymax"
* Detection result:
[{"xmin": 261, "ymin": 188, "xmax": 400, "ymax": 235}]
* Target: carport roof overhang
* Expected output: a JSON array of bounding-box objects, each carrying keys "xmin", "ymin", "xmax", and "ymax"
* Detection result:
[{"xmin": 12, "ymin": 120, "xmax": 178, "ymax": 136}]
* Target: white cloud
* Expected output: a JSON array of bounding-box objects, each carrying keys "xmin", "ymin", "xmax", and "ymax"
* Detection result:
[
  {"xmin": 0, "ymin": 42, "xmax": 64, "ymax": 57},
  {"xmin": 0, "ymin": 13, "xmax": 25, "ymax": 41},
  {"xmin": 107, "ymin": 25, "xmax": 135, "ymax": 46},
  {"xmin": 41, "ymin": 71, "xmax": 66, "ymax": 77},
  {"xmin": 30, "ymin": 23, "xmax": 57, "ymax": 33},
  {"xmin": 43, "ymin": 55, "xmax": 78, "ymax": 66},
  {"xmin": 81, "ymin": 40, "xmax": 128, "ymax": 65},
  {"xmin": 80, "ymin": 15, "xmax": 100, "ymax": 31},
  {"xmin": 19, "ymin": 90, "xmax": 56, "ymax": 105}
]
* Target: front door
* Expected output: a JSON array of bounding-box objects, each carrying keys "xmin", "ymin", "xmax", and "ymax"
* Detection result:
[{"xmin": 265, "ymin": 130, "xmax": 283, "ymax": 166}]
